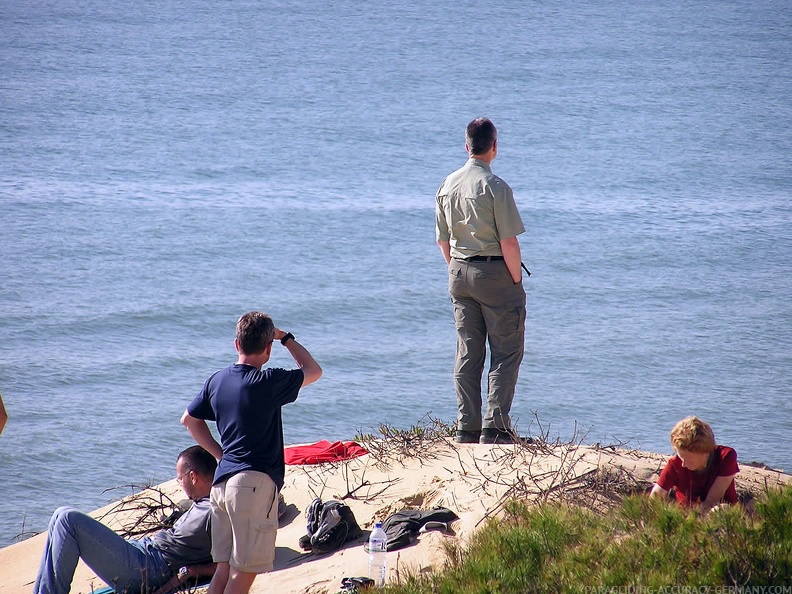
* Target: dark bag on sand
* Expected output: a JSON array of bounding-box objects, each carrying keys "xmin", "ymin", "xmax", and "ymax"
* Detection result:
[
  {"xmin": 299, "ymin": 498, "xmax": 362, "ymax": 554},
  {"xmin": 381, "ymin": 506, "xmax": 458, "ymax": 551}
]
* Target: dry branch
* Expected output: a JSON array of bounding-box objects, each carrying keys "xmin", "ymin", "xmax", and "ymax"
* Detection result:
[{"xmin": 97, "ymin": 484, "xmax": 182, "ymax": 539}]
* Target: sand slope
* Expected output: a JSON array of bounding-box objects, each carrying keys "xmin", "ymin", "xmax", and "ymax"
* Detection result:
[{"xmin": 1, "ymin": 439, "xmax": 788, "ymax": 594}]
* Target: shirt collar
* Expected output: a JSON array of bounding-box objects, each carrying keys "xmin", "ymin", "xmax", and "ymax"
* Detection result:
[{"xmin": 468, "ymin": 157, "xmax": 492, "ymax": 172}]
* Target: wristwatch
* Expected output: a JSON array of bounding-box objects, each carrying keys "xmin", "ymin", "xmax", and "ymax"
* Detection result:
[
  {"xmin": 280, "ymin": 332, "xmax": 295, "ymax": 345},
  {"xmin": 177, "ymin": 566, "xmax": 189, "ymax": 581}
]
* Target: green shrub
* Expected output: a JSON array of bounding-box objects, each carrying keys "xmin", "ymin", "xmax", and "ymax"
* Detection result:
[{"xmin": 384, "ymin": 486, "xmax": 792, "ymax": 593}]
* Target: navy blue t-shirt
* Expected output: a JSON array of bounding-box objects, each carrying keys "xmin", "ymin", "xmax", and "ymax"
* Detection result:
[{"xmin": 187, "ymin": 364, "xmax": 304, "ymax": 490}]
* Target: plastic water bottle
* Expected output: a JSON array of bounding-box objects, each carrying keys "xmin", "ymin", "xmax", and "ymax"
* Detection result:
[{"xmin": 368, "ymin": 522, "xmax": 387, "ymax": 587}]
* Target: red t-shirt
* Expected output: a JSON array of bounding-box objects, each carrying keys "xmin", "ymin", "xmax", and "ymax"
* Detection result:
[{"xmin": 657, "ymin": 445, "xmax": 739, "ymax": 507}]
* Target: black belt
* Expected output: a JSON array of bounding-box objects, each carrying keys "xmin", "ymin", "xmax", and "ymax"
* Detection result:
[
  {"xmin": 455, "ymin": 256, "xmax": 531, "ymax": 276},
  {"xmin": 463, "ymin": 255, "xmax": 504, "ymax": 261}
]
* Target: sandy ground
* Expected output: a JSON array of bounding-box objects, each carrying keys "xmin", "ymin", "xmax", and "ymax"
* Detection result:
[{"xmin": 1, "ymin": 437, "xmax": 788, "ymax": 594}]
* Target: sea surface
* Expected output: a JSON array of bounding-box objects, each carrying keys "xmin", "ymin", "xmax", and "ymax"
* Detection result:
[{"xmin": 1, "ymin": 0, "xmax": 790, "ymax": 547}]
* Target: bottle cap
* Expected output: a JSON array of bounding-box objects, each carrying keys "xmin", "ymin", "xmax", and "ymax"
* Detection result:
[{"xmin": 375, "ymin": 522, "xmax": 382, "ymax": 528}]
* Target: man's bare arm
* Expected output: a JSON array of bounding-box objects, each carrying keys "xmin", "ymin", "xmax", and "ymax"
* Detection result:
[
  {"xmin": 152, "ymin": 563, "xmax": 217, "ymax": 594},
  {"xmin": 0, "ymin": 394, "xmax": 7, "ymax": 435},
  {"xmin": 180, "ymin": 412, "xmax": 223, "ymax": 460},
  {"xmin": 702, "ymin": 474, "xmax": 737, "ymax": 513},
  {"xmin": 274, "ymin": 329, "xmax": 322, "ymax": 387},
  {"xmin": 437, "ymin": 240, "xmax": 451, "ymax": 264},
  {"xmin": 499, "ymin": 235, "xmax": 522, "ymax": 283}
]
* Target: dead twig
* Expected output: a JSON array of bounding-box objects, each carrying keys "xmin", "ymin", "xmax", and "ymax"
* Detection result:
[
  {"xmin": 356, "ymin": 414, "xmax": 455, "ymax": 471},
  {"xmin": 97, "ymin": 484, "xmax": 181, "ymax": 539}
]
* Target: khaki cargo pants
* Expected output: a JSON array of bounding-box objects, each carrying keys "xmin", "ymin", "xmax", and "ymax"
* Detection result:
[{"xmin": 448, "ymin": 258, "xmax": 526, "ymax": 432}]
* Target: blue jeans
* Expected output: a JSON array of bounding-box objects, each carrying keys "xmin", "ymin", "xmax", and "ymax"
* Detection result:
[{"xmin": 34, "ymin": 507, "xmax": 173, "ymax": 594}]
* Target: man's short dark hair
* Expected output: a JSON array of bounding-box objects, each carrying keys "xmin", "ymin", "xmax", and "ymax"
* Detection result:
[
  {"xmin": 466, "ymin": 117, "xmax": 497, "ymax": 155},
  {"xmin": 177, "ymin": 446, "xmax": 217, "ymax": 479},
  {"xmin": 236, "ymin": 311, "xmax": 275, "ymax": 355}
]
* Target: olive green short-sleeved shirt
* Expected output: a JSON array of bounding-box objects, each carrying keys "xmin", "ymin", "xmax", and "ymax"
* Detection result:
[{"xmin": 435, "ymin": 158, "xmax": 525, "ymax": 259}]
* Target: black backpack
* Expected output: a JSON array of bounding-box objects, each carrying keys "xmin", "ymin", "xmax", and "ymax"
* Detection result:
[{"xmin": 298, "ymin": 498, "xmax": 362, "ymax": 554}]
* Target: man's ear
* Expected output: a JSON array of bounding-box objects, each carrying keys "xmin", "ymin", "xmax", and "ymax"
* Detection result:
[{"xmin": 234, "ymin": 338, "xmax": 241, "ymax": 353}]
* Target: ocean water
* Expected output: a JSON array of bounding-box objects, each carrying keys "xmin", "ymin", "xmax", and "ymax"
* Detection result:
[{"xmin": 1, "ymin": 0, "xmax": 790, "ymax": 547}]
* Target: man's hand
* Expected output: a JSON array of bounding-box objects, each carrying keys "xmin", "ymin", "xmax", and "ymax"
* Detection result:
[
  {"xmin": 152, "ymin": 563, "xmax": 217, "ymax": 594},
  {"xmin": 273, "ymin": 328, "xmax": 286, "ymax": 341},
  {"xmin": 152, "ymin": 574, "xmax": 180, "ymax": 594}
]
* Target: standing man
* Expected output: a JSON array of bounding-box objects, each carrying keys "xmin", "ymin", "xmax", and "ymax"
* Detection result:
[
  {"xmin": 34, "ymin": 446, "xmax": 217, "ymax": 594},
  {"xmin": 181, "ymin": 311, "xmax": 322, "ymax": 594},
  {"xmin": 436, "ymin": 117, "xmax": 527, "ymax": 445}
]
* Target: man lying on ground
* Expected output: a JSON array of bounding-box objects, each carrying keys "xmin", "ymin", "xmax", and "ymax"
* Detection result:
[
  {"xmin": 650, "ymin": 416, "xmax": 739, "ymax": 514},
  {"xmin": 34, "ymin": 445, "xmax": 217, "ymax": 594}
]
